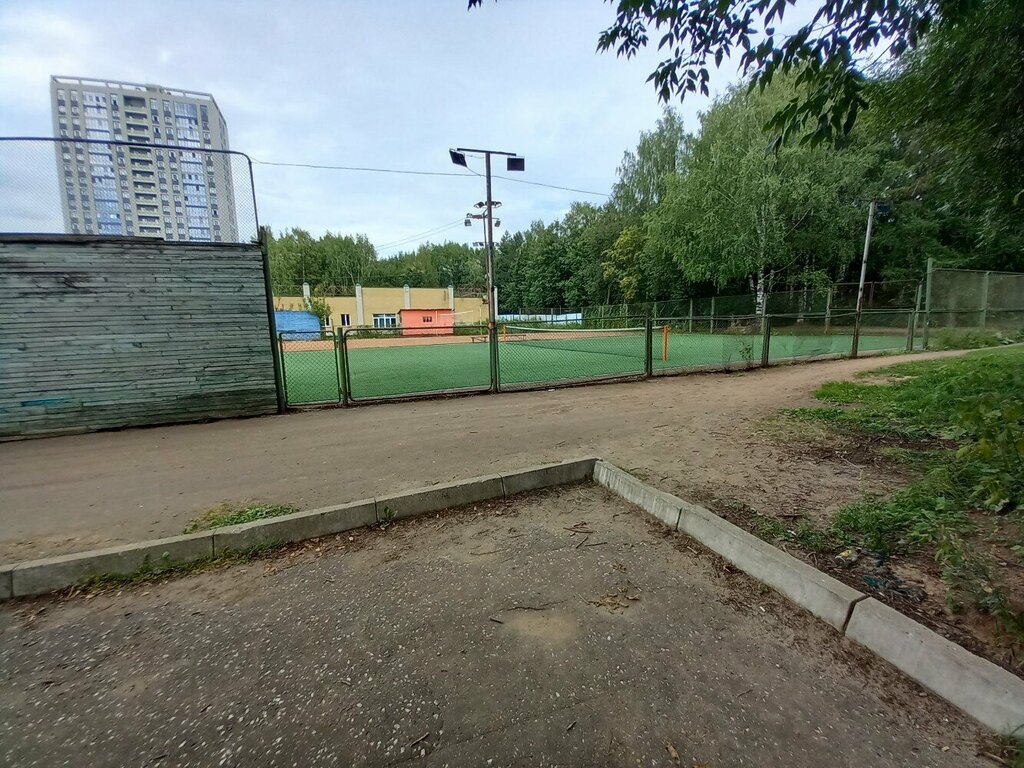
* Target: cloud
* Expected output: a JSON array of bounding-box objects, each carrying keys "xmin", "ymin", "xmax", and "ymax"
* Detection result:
[{"xmin": 0, "ymin": 0, "xmax": 776, "ymax": 248}]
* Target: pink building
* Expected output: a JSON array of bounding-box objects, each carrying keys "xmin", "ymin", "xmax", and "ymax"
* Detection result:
[{"xmin": 399, "ymin": 308, "xmax": 455, "ymax": 336}]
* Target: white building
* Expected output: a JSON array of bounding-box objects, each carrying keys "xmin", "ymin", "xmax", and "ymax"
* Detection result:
[{"xmin": 49, "ymin": 76, "xmax": 238, "ymax": 242}]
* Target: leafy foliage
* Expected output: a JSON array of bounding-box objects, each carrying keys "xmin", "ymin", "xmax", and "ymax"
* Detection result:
[
  {"xmin": 470, "ymin": 0, "xmax": 981, "ymax": 146},
  {"xmin": 803, "ymin": 348, "xmax": 1024, "ymax": 637}
]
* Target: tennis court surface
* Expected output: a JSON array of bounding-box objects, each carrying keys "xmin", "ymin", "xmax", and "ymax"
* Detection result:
[
  {"xmin": 280, "ymin": 320, "xmax": 916, "ymax": 404},
  {"xmin": 0, "ymin": 485, "xmax": 986, "ymax": 766}
]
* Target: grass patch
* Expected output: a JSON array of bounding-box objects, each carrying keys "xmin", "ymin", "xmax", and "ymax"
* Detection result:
[
  {"xmin": 930, "ymin": 327, "xmax": 1024, "ymax": 351},
  {"xmin": 183, "ymin": 503, "xmax": 298, "ymax": 534},
  {"xmin": 797, "ymin": 347, "xmax": 1024, "ymax": 642},
  {"xmin": 752, "ymin": 514, "xmax": 837, "ymax": 554},
  {"xmin": 75, "ymin": 544, "xmax": 276, "ymax": 593}
]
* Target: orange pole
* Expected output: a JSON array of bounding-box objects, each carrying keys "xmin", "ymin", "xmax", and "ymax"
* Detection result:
[{"xmin": 662, "ymin": 324, "xmax": 669, "ymax": 361}]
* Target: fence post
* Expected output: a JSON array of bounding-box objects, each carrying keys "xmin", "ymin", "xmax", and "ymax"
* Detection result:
[
  {"xmin": 341, "ymin": 329, "xmax": 354, "ymax": 403},
  {"xmin": 980, "ymin": 270, "xmax": 990, "ymax": 328},
  {"xmin": 334, "ymin": 330, "xmax": 346, "ymax": 405},
  {"xmin": 688, "ymin": 298, "xmax": 694, "ymax": 333},
  {"xmin": 824, "ymin": 286, "xmax": 833, "ymax": 335},
  {"xmin": 909, "ymin": 282, "xmax": 923, "ymax": 351},
  {"xmin": 259, "ymin": 227, "xmax": 286, "ymax": 414},
  {"xmin": 644, "ymin": 317, "xmax": 653, "ymax": 377},
  {"xmin": 489, "ymin": 323, "xmax": 500, "ymax": 393},
  {"xmin": 760, "ymin": 315, "xmax": 772, "ymax": 368},
  {"xmin": 922, "ymin": 257, "xmax": 934, "ymax": 349},
  {"xmin": 278, "ymin": 333, "xmax": 290, "ymax": 406},
  {"xmin": 710, "ymin": 296, "xmax": 716, "ymax": 334}
]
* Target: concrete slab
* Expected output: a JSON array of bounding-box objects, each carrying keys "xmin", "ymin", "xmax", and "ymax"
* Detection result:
[
  {"xmin": 375, "ymin": 474, "xmax": 504, "ymax": 521},
  {"xmin": 846, "ymin": 597, "xmax": 1024, "ymax": 735},
  {"xmin": 499, "ymin": 457, "xmax": 597, "ymax": 496},
  {"xmin": 11, "ymin": 533, "xmax": 213, "ymax": 597}
]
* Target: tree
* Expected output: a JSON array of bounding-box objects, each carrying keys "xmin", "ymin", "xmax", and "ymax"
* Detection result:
[
  {"xmin": 611, "ymin": 108, "xmax": 686, "ymax": 218},
  {"xmin": 644, "ymin": 80, "xmax": 888, "ymax": 309},
  {"xmin": 469, "ymin": 0, "xmax": 981, "ymax": 146},
  {"xmin": 870, "ymin": 0, "xmax": 1024, "ymax": 266}
]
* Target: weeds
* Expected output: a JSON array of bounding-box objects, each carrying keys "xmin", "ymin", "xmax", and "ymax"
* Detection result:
[
  {"xmin": 378, "ymin": 505, "xmax": 397, "ymax": 530},
  {"xmin": 76, "ymin": 544, "xmax": 276, "ymax": 593},
  {"xmin": 183, "ymin": 503, "xmax": 298, "ymax": 533},
  {"xmin": 801, "ymin": 347, "xmax": 1024, "ymax": 642}
]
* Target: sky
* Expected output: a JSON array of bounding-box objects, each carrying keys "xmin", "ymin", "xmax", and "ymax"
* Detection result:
[{"xmin": 0, "ymin": 0, "xmax": 817, "ymax": 255}]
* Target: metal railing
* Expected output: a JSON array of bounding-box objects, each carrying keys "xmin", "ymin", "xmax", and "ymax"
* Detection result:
[{"xmin": 0, "ymin": 136, "xmax": 259, "ymax": 244}]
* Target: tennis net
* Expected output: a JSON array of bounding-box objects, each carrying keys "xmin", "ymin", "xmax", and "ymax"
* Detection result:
[{"xmin": 500, "ymin": 325, "xmax": 646, "ymax": 358}]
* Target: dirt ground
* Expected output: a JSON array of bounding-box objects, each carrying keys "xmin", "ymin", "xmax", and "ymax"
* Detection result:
[
  {"xmin": 0, "ymin": 350, "xmax": 965, "ymax": 564},
  {"xmin": 0, "ymin": 485, "xmax": 993, "ymax": 767}
]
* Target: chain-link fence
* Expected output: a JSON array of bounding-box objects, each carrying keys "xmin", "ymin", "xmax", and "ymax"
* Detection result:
[
  {"xmin": 278, "ymin": 331, "xmax": 342, "ymax": 405},
  {"xmin": 277, "ymin": 306, "xmax": 942, "ymax": 405},
  {"xmin": 342, "ymin": 325, "xmax": 491, "ymax": 401},
  {"xmin": 0, "ymin": 137, "xmax": 258, "ymax": 243},
  {"xmin": 496, "ymin": 318, "xmax": 648, "ymax": 390}
]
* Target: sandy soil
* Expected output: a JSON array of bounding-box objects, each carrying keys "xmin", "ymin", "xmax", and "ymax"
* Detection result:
[
  {"xmin": 0, "ymin": 350, "xmax": 966, "ymax": 563},
  {"xmin": 0, "ymin": 485, "xmax": 992, "ymax": 767}
]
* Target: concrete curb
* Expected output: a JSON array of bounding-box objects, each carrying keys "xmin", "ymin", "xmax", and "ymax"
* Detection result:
[
  {"xmin": 10, "ymin": 533, "xmax": 214, "ymax": 598},
  {"xmin": 846, "ymin": 598, "xmax": 1024, "ymax": 735},
  {"xmin": 212, "ymin": 500, "xmax": 378, "ymax": 555},
  {"xmin": 376, "ymin": 475, "xmax": 504, "ymax": 522},
  {"xmin": 0, "ymin": 566, "xmax": 12, "ymax": 600},
  {"xmin": 501, "ymin": 458, "xmax": 597, "ymax": 496},
  {"xmin": 0, "ymin": 458, "xmax": 597, "ymax": 599},
  {"xmin": 593, "ymin": 460, "xmax": 864, "ymax": 631},
  {"xmin": 592, "ymin": 460, "xmax": 1024, "ymax": 736}
]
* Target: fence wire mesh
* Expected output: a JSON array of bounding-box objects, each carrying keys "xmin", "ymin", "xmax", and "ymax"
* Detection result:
[
  {"xmin": 278, "ymin": 331, "xmax": 341, "ymax": 405},
  {"xmin": 0, "ymin": 137, "xmax": 257, "ymax": 243},
  {"xmin": 496, "ymin": 318, "xmax": 648, "ymax": 390},
  {"xmin": 343, "ymin": 325, "xmax": 491, "ymax": 401},
  {"xmin": 652, "ymin": 316, "xmax": 764, "ymax": 374}
]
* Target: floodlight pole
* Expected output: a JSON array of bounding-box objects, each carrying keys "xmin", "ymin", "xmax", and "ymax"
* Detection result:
[{"xmin": 451, "ymin": 146, "xmax": 523, "ymax": 393}]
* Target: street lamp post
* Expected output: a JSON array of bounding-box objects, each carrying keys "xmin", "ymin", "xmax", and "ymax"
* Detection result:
[{"xmin": 450, "ymin": 147, "xmax": 525, "ymax": 392}]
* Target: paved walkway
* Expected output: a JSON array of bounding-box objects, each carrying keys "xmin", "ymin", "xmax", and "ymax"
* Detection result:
[
  {"xmin": 0, "ymin": 351, "xmax": 963, "ymax": 563},
  {"xmin": 0, "ymin": 487, "xmax": 987, "ymax": 766}
]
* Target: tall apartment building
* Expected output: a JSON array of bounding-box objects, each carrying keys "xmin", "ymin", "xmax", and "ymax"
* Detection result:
[{"xmin": 50, "ymin": 76, "xmax": 238, "ymax": 242}]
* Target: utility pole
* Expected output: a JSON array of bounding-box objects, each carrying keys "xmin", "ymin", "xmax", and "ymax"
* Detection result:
[
  {"xmin": 450, "ymin": 147, "xmax": 525, "ymax": 392},
  {"xmin": 852, "ymin": 199, "xmax": 888, "ymax": 357}
]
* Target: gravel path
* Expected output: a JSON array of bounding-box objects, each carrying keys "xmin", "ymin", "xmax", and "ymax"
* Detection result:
[{"xmin": 0, "ymin": 350, "xmax": 965, "ymax": 563}]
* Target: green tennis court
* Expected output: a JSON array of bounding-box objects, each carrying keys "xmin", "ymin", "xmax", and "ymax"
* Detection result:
[{"xmin": 280, "ymin": 328, "xmax": 912, "ymax": 404}]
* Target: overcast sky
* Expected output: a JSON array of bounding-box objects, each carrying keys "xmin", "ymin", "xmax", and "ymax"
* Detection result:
[{"xmin": 0, "ymin": 1, "xmax": 816, "ymax": 253}]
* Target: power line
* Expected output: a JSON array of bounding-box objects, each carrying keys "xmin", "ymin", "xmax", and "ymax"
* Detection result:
[
  {"xmin": 494, "ymin": 174, "xmax": 609, "ymax": 197},
  {"xmin": 251, "ymin": 156, "xmax": 609, "ymax": 197},
  {"xmin": 376, "ymin": 221, "xmax": 466, "ymax": 252},
  {"xmin": 462, "ymin": 163, "xmax": 607, "ymax": 198},
  {"xmin": 250, "ymin": 158, "xmax": 474, "ymax": 178}
]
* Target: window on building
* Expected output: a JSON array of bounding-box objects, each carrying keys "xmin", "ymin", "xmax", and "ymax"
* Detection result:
[
  {"xmin": 339, "ymin": 314, "xmax": 351, "ymax": 327},
  {"xmin": 422, "ymin": 316, "xmax": 433, "ymax": 323},
  {"xmin": 372, "ymin": 314, "xmax": 398, "ymax": 329},
  {"xmin": 322, "ymin": 315, "xmax": 332, "ymax": 329}
]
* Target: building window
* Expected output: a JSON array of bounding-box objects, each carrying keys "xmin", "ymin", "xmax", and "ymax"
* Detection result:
[
  {"xmin": 339, "ymin": 314, "xmax": 351, "ymax": 327},
  {"xmin": 372, "ymin": 313, "xmax": 398, "ymax": 329},
  {"xmin": 422, "ymin": 316, "xmax": 433, "ymax": 323}
]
